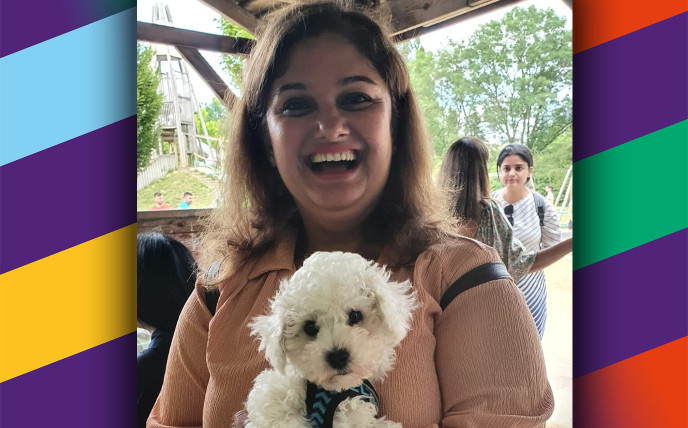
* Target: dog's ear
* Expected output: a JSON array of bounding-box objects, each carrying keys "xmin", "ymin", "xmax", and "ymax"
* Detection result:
[
  {"xmin": 367, "ymin": 264, "xmax": 418, "ymax": 346},
  {"xmin": 249, "ymin": 312, "xmax": 288, "ymax": 374}
]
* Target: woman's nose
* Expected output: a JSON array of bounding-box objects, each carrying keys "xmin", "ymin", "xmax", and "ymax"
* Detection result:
[{"xmin": 314, "ymin": 106, "xmax": 349, "ymax": 141}]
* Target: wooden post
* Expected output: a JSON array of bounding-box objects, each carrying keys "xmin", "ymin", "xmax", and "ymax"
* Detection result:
[{"xmin": 165, "ymin": 47, "xmax": 187, "ymax": 167}]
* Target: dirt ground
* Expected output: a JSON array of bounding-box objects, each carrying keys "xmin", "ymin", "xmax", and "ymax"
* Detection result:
[{"xmin": 541, "ymin": 253, "xmax": 573, "ymax": 428}]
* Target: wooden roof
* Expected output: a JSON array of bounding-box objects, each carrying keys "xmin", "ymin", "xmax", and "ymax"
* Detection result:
[{"xmin": 137, "ymin": 0, "xmax": 568, "ymax": 105}]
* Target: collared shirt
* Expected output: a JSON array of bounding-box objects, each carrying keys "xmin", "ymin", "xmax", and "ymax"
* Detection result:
[{"xmin": 148, "ymin": 234, "xmax": 553, "ymax": 428}]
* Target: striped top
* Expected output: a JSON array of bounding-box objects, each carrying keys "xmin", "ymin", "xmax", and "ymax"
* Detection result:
[{"xmin": 491, "ymin": 190, "xmax": 561, "ymax": 338}]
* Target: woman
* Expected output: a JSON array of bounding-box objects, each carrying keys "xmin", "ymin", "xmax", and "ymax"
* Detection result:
[
  {"xmin": 438, "ymin": 137, "xmax": 572, "ymax": 294},
  {"xmin": 491, "ymin": 143, "xmax": 563, "ymax": 339},
  {"xmin": 137, "ymin": 232, "xmax": 197, "ymax": 428},
  {"xmin": 148, "ymin": 3, "xmax": 553, "ymax": 427}
]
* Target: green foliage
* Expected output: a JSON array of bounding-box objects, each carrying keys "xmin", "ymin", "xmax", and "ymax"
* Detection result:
[
  {"xmin": 137, "ymin": 169, "xmax": 220, "ymax": 211},
  {"xmin": 436, "ymin": 6, "xmax": 572, "ymax": 150},
  {"xmin": 137, "ymin": 43, "xmax": 164, "ymax": 172},
  {"xmin": 399, "ymin": 40, "xmax": 454, "ymax": 160},
  {"xmin": 217, "ymin": 19, "xmax": 254, "ymax": 89},
  {"xmin": 194, "ymin": 97, "xmax": 228, "ymax": 152},
  {"xmin": 532, "ymin": 127, "xmax": 572, "ymax": 198}
]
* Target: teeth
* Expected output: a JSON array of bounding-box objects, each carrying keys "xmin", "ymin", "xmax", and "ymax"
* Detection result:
[{"xmin": 310, "ymin": 151, "xmax": 356, "ymax": 164}]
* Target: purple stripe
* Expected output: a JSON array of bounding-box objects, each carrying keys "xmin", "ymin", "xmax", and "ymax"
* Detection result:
[
  {"xmin": 0, "ymin": 334, "xmax": 135, "ymax": 428},
  {"xmin": 0, "ymin": 0, "xmax": 135, "ymax": 57},
  {"xmin": 0, "ymin": 116, "xmax": 136, "ymax": 274},
  {"xmin": 573, "ymin": 228, "xmax": 688, "ymax": 378},
  {"xmin": 573, "ymin": 12, "xmax": 688, "ymax": 162}
]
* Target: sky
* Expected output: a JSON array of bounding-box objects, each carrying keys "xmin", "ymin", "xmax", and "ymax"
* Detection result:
[{"xmin": 137, "ymin": 0, "xmax": 571, "ymax": 105}]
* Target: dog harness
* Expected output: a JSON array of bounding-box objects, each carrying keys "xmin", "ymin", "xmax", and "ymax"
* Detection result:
[{"xmin": 305, "ymin": 379, "xmax": 379, "ymax": 428}]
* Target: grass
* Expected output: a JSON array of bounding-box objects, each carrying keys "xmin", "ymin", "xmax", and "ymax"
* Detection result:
[{"xmin": 137, "ymin": 168, "xmax": 221, "ymax": 211}]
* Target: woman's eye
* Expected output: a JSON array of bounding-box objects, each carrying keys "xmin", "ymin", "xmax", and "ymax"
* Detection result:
[
  {"xmin": 303, "ymin": 320, "xmax": 319, "ymax": 337},
  {"xmin": 339, "ymin": 93, "xmax": 372, "ymax": 110},
  {"xmin": 279, "ymin": 98, "xmax": 311, "ymax": 116},
  {"xmin": 348, "ymin": 310, "xmax": 363, "ymax": 325}
]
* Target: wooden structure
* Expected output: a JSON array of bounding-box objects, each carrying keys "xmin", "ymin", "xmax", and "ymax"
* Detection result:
[
  {"xmin": 149, "ymin": 3, "xmax": 215, "ymax": 168},
  {"xmin": 135, "ymin": 0, "xmax": 575, "ymax": 109}
]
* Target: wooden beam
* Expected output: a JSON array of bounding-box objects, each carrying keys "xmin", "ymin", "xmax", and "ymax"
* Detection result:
[
  {"xmin": 137, "ymin": 21, "xmax": 253, "ymax": 56},
  {"xmin": 197, "ymin": 0, "xmax": 260, "ymax": 35},
  {"xmin": 175, "ymin": 46, "xmax": 237, "ymax": 109},
  {"xmin": 392, "ymin": 0, "xmax": 525, "ymax": 42},
  {"xmin": 389, "ymin": 0, "xmax": 523, "ymax": 37}
]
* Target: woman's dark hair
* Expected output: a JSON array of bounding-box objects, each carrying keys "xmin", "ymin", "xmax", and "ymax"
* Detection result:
[
  {"xmin": 137, "ymin": 233, "xmax": 196, "ymax": 333},
  {"xmin": 199, "ymin": 1, "xmax": 451, "ymax": 281},
  {"xmin": 438, "ymin": 137, "xmax": 491, "ymax": 223},
  {"xmin": 496, "ymin": 143, "xmax": 534, "ymax": 169}
]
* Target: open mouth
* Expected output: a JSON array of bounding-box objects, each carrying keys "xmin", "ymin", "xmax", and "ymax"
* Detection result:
[{"xmin": 307, "ymin": 150, "xmax": 360, "ymax": 173}]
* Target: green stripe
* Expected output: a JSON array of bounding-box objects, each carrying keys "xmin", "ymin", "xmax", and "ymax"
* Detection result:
[{"xmin": 574, "ymin": 120, "xmax": 688, "ymax": 270}]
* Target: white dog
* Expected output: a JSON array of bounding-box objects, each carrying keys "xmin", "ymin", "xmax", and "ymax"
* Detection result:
[{"xmin": 246, "ymin": 251, "xmax": 417, "ymax": 428}]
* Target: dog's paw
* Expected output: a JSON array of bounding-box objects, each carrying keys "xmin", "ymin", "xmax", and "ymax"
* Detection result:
[
  {"xmin": 332, "ymin": 396, "xmax": 402, "ymax": 427},
  {"xmin": 246, "ymin": 370, "xmax": 309, "ymax": 428}
]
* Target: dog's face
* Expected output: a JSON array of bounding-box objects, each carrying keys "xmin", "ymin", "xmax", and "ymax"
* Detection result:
[{"xmin": 250, "ymin": 252, "xmax": 417, "ymax": 392}]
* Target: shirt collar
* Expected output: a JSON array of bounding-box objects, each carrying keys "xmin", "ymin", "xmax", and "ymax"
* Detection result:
[{"xmin": 247, "ymin": 234, "xmax": 297, "ymax": 280}]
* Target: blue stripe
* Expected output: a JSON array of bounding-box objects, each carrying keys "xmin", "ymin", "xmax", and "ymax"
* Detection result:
[{"xmin": 0, "ymin": 8, "xmax": 135, "ymax": 166}]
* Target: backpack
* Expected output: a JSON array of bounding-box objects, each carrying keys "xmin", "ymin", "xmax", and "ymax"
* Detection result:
[{"xmin": 532, "ymin": 192, "xmax": 545, "ymax": 227}]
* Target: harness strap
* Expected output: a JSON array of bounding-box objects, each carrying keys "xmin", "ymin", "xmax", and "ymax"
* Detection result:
[
  {"xmin": 306, "ymin": 380, "xmax": 378, "ymax": 428},
  {"xmin": 440, "ymin": 262, "xmax": 511, "ymax": 310}
]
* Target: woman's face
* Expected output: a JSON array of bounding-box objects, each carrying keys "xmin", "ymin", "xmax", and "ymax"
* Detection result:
[
  {"xmin": 265, "ymin": 33, "xmax": 393, "ymax": 230},
  {"xmin": 498, "ymin": 154, "xmax": 533, "ymax": 190}
]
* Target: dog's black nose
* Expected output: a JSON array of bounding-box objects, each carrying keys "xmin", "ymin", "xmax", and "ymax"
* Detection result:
[{"xmin": 326, "ymin": 348, "xmax": 350, "ymax": 370}]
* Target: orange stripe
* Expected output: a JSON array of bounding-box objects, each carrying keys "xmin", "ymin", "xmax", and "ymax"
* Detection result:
[
  {"xmin": 574, "ymin": 336, "xmax": 688, "ymax": 427},
  {"xmin": 574, "ymin": 0, "xmax": 688, "ymax": 53}
]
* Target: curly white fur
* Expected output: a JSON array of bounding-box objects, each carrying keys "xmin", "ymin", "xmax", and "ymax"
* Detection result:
[{"xmin": 246, "ymin": 251, "xmax": 417, "ymax": 428}]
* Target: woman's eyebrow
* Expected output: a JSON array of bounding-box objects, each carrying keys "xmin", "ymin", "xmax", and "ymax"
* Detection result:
[
  {"xmin": 338, "ymin": 75, "xmax": 376, "ymax": 86},
  {"xmin": 274, "ymin": 82, "xmax": 306, "ymax": 95}
]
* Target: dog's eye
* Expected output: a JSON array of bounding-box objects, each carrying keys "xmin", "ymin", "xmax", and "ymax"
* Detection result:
[
  {"xmin": 348, "ymin": 310, "xmax": 363, "ymax": 326},
  {"xmin": 303, "ymin": 320, "xmax": 319, "ymax": 337}
]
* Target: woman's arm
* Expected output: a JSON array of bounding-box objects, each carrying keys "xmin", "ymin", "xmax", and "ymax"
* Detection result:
[
  {"xmin": 480, "ymin": 200, "xmax": 535, "ymax": 283},
  {"xmin": 146, "ymin": 285, "xmax": 212, "ymax": 428},
  {"xmin": 529, "ymin": 238, "xmax": 572, "ymax": 273},
  {"xmin": 435, "ymin": 277, "xmax": 554, "ymax": 427}
]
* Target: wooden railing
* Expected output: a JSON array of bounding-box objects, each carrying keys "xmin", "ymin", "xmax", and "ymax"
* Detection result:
[{"xmin": 137, "ymin": 208, "xmax": 212, "ymax": 257}]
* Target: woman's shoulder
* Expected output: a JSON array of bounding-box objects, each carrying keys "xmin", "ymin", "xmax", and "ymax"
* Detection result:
[{"xmin": 413, "ymin": 234, "xmax": 505, "ymax": 299}]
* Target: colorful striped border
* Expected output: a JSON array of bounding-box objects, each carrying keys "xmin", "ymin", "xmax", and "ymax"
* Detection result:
[
  {"xmin": 0, "ymin": 1, "xmax": 136, "ymax": 426},
  {"xmin": 1, "ymin": 1, "xmax": 687, "ymax": 427},
  {"xmin": 573, "ymin": 1, "xmax": 688, "ymax": 426}
]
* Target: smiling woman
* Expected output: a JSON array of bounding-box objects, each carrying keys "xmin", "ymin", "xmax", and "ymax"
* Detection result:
[{"xmin": 146, "ymin": 2, "xmax": 554, "ymax": 428}]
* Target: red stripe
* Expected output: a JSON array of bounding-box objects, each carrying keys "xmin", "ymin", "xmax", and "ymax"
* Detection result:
[
  {"xmin": 574, "ymin": 336, "xmax": 688, "ymax": 427},
  {"xmin": 573, "ymin": 0, "xmax": 688, "ymax": 53}
]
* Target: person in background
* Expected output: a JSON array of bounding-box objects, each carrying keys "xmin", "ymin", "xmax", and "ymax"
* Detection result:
[
  {"xmin": 151, "ymin": 192, "xmax": 171, "ymax": 210},
  {"xmin": 545, "ymin": 185, "xmax": 555, "ymax": 204},
  {"xmin": 491, "ymin": 143, "xmax": 562, "ymax": 339},
  {"xmin": 137, "ymin": 232, "xmax": 196, "ymax": 428},
  {"xmin": 178, "ymin": 192, "xmax": 193, "ymax": 209},
  {"xmin": 147, "ymin": 3, "xmax": 553, "ymax": 427},
  {"xmin": 438, "ymin": 136, "xmax": 572, "ymax": 289}
]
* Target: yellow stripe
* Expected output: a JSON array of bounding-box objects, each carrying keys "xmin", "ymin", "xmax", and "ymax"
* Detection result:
[{"xmin": 0, "ymin": 225, "xmax": 136, "ymax": 382}]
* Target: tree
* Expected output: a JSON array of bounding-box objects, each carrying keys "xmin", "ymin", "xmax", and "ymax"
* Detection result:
[
  {"xmin": 137, "ymin": 43, "xmax": 163, "ymax": 172},
  {"xmin": 436, "ymin": 6, "xmax": 572, "ymax": 151},
  {"xmin": 195, "ymin": 97, "xmax": 227, "ymax": 153},
  {"xmin": 399, "ymin": 40, "xmax": 459, "ymax": 160},
  {"xmin": 217, "ymin": 19, "xmax": 254, "ymax": 90}
]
